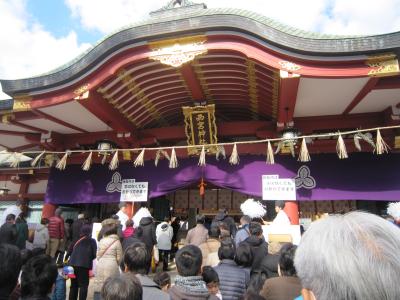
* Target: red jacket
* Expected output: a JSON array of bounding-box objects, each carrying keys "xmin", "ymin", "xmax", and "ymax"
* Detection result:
[{"xmin": 48, "ymin": 216, "xmax": 65, "ymax": 239}]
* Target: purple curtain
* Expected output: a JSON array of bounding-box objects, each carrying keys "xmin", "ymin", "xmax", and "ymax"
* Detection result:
[{"xmin": 44, "ymin": 153, "xmax": 400, "ymax": 204}]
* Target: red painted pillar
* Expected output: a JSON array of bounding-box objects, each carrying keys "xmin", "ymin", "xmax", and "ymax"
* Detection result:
[
  {"xmin": 42, "ymin": 203, "xmax": 57, "ymax": 219},
  {"xmin": 284, "ymin": 201, "xmax": 299, "ymax": 225},
  {"xmin": 126, "ymin": 202, "xmax": 140, "ymax": 219}
]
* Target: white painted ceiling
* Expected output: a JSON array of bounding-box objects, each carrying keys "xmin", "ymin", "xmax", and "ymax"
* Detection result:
[
  {"xmin": 39, "ymin": 101, "xmax": 111, "ymax": 132},
  {"xmin": 294, "ymin": 77, "xmax": 370, "ymax": 117},
  {"xmin": 0, "ymin": 123, "xmax": 35, "ymax": 132},
  {"xmin": 0, "ymin": 134, "xmax": 29, "ymax": 148},
  {"xmin": 19, "ymin": 119, "xmax": 79, "ymax": 134},
  {"xmin": 351, "ymin": 88, "xmax": 400, "ymax": 114}
]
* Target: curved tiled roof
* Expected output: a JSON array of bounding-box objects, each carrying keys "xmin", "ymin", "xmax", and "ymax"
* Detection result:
[{"xmin": 1, "ymin": 7, "xmax": 400, "ymax": 94}]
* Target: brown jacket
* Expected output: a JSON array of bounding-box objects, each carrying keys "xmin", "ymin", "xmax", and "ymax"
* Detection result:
[
  {"xmin": 199, "ymin": 238, "xmax": 221, "ymax": 267},
  {"xmin": 185, "ymin": 224, "xmax": 208, "ymax": 246},
  {"xmin": 260, "ymin": 276, "xmax": 302, "ymax": 300}
]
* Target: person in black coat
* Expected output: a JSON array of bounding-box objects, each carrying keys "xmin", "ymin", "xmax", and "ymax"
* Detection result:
[
  {"xmin": 20, "ymin": 255, "xmax": 57, "ymax": 300},
  {"xmin": 0, "ymin": 214, "xmax": 18, "ymax": 245},
  {"xmin": 211, "ymin": 209, "xmax": 237, "ymax": 238},
  {"xmin": 213, "ymin": 239, "xmax": 249, "ymax": 299},
  {"xmin": 240, "ymin": 222, "xmax": 268, "ymax": 273},
  {"xmin": 67, "ymin": 224, "xmax": 97, "ymax": 300},
  {"xmin": 138, "ymin": 217, "xmax": 157, "ymax": 254},
  {"xmin": 71, "ymin": 214, "xmax": 86, "ymax": 243}
]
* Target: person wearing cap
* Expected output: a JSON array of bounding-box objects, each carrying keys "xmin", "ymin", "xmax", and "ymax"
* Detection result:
[
  {"xmin": 271, "ymin": 201, "xmax": 291, "ymax": 226},
  {"xmin": 71, "ymin": 213, "xmax": 85, "ymax": 244}
]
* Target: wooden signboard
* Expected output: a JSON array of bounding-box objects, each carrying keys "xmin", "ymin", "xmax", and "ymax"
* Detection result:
[{"xmin": 182, "ymin": 104, "xmax": 218, "ymax": 155}]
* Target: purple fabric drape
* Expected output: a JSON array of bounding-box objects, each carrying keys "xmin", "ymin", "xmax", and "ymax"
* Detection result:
[{"xmin": 44, "ymin": 153, "xmax": 400, "ymax": 204}]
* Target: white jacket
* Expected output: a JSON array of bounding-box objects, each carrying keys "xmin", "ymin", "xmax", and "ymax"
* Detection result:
[
  {"xmin": 33, "ymin": 224, "xmax": 49, "ymax": 249},
  {"xmin": 272, "ymin": 210, "xmax": 291, "ymax": 226},
  {"xmin": 156, "ymin": 222, "xmax": 173, "ymax": 250}
]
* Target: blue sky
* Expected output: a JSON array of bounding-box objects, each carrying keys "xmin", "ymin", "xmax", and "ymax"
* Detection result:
[
  {"xmin": 26, "ymin": 0, "xmax": 101, "ymax": 44},
  {"xmin": 0, "ymin": 0, "xmax": 400, "ymax": 99}
]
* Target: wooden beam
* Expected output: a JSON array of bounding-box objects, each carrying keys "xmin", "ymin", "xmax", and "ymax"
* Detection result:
[
  {"xmin": 277, "ymin": 76, "xmax": 301, "ymax": 124},
  {"xmin": 294, "ymin": 112, "xmax": 385, "ymax": 134},
  {"xmin": 180, "ymin": 64, "xmax": 205, "ymax": 100},
  {"xmin": 32, "ymin": 109, "xmax": 88, "ymax": 133},
  {"xmin": 78, "ymin": 91, "xmax": 136, "ymax": 132},
  {"xmin": 9, "ymin": 120, "xmax": 48, "ymax": 134},
  {"xmin": 0, "ymin": 193, "xmax": 44, "ymax": 201},
  {"xmin": 0, "ymin": 130, "xmax": 29, "ymax": 137},
  {"xmin": 373, "ymin": 76, "xmax": 400, "ymax": 90},
  {"xmin": 342, "ymin": 78, "xmax": 379, "ymax": 114},
  {"xmin": 13, "ymin": 143, "xmax": 38, "ymax": 152}
]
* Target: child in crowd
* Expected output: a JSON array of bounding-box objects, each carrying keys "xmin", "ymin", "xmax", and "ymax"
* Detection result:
[
  {"xmin": 153, "ymin": 271, "xmax": 171, "ymax": 292},
  {"xmin": 123, "ymin": 219, "xmax": 135, "ymax": 238},
  {"xmin": 202, "ymin": 266, "xmax": 222, "ymax": 300},
  {"xmin": 50, "ymin": 263, "xmax": 69, "ymax": 300}
]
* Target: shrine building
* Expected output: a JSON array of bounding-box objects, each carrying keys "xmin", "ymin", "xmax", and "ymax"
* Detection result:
[{"xmin": 0, "ymin": 0, "xmax": 400, "ymax": 223}]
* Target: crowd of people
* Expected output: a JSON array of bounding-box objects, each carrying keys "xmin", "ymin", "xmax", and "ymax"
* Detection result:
[{"xmin": 0, "ymin": 200, "xmax": 400, "ymax": 300}]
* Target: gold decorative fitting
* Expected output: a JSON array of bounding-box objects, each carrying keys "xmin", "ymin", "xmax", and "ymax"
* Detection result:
[
  {"xmin": 395, "ymin": 136, "xmax": 400, "ymax": 149},
  {"xmin": 12, "ymin": 95, "xmax": 32, "ymax": 112},
  {"xmin": 1, "ymin": 114, "xmax": 15, "ymax": 124},
  {"xmin": 246, "ymin": 59, "xmax": 258, "ymax": 120},
  {"xmin": 280, "ymin": 70, "xmax": 300, "ymax": 78},
  {"xmin": 149, "ymin": 36, "xmax": 207, "ymax": 68},
  {"xmin": 74, "ymin": 84, "xmax": 90, "ymax": 100},
  {"xmin": 279, "ymin": 61, "xmax": 301, "ymax": 72},
  {"xmin": 366, "ymin": 53, "xmax": 400, "ymax": 77}
]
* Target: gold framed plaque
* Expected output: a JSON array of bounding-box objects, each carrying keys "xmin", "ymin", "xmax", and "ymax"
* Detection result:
[{"xmin": 182, "ymin": 104, "xmax": 218, "ymax": 155}]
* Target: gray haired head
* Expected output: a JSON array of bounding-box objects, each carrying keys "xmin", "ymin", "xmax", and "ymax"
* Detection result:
[
  {"xmin": 54, "ymin": 208, "xmax": 62, "ymax": 216},
  {"xmin": 294, "ymin": 211, "xmax": 400, "ymax": 300}
]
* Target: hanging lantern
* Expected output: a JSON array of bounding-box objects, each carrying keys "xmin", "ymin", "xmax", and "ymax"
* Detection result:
[
  {"xmin": 96, "ymin": 140, "xmax": 116, "ymax": 164},
  {"xmin": 198, "ymin": 178, "xmax": 207, "ymax": 197}
]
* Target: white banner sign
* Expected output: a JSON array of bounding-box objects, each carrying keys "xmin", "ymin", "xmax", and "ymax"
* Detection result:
[
  {"xmin": 120, "ymin": 179, "xmax": 148, "ymax": 202},
  {"xmin": 262, "ymin": 175, "xmax": 296, "ymax": 201}
]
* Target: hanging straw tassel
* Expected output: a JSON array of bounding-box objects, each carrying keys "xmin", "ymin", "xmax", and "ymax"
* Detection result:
[
  {"xmin": 109, "ymin": 150, "xmax": 119, "ymax": 170},
  {"xmin": 229, "ymin": 143, "xmax": 240, "ymax": 165},
  {"xmin": 31, "ymin": 150, "xmax": 45, "ymax": 167},
  {"xmin": 56, "ymin": 152, "xmax": 70, "ymax": 170},
  {"xmin": 198, "ymin": 145, "xmax": 206, "ymax": 166},
  {"xmin": 336, "ymin": 133, "xmax": 348, "ymax": 159},
  {"xmin": 9, "ymin": 153, "xmax": 22, "ymax": 168},
  {"xmin": 134, "ymin": 149, "xmax": 145, "ymax": 167},
  {"xmin": 266, "ymin": 141, "xmax": 275, "ymax": 164},
  {"xmin": 169, "ymin": 148, "xmax": 178, "ymax": 169},
  {"xmin": 155, "ymin": 150, "xmax": 161, "ymax": 166},
  {"xmin": 375, "ymin": 129, "xmax": 390, "ymax": 155},
  {"xmin": 82, "ymin": 151, "xmax": 93, "ymax": 171},
  {"xmin": 298, "ymin": 138, "xmax": 311, "ymax": 162}
]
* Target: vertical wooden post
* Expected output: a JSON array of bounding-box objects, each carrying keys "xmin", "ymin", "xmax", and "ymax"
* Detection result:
[
  {"xmin": 284, "ymin": 201, "xmax": 299, "ymax": 225},
  {"xmin": 126, "ymin": 202, "xmax": 139, "ymax": 219}
]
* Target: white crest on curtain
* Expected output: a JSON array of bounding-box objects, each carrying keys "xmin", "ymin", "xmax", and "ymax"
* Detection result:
[
  {"xmin": 294, "ymin": 165, "xmax": 316, "ymax": 189},
  {"xmin": 106, "ymin": 172, "xmax": 122, "ymax": 193}
]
